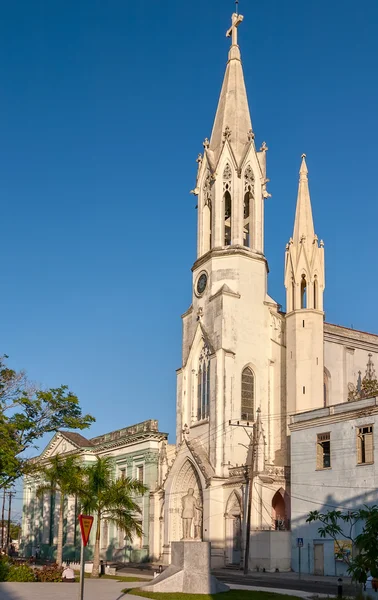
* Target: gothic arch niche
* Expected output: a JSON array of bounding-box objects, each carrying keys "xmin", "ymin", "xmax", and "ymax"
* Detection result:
[
  {"xmin": 170, "ymin": 459, "xmax": 203, "ymax": 543},
  {"xmin": 225, "ymin": 490, "xmax": 242, "ymax": 565},
  {"xmin": 272, "ymin": 488, "xmax": 289, "ymax": 531}
]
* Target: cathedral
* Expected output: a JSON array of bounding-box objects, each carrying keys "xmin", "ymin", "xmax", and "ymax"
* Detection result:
[{"xmin": 148, "ymin": 11, "xmax": 378, "ymax": 571}]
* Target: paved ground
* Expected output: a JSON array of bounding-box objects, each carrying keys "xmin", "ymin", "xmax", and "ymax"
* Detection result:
[
  {"xmin": 0, "ymin": 579, "xmax": 142, "ymax": 600},
  {"xmin": 213, "ymin": 569, "xmax": 357, "ymax": 597},
  {"xmin": 119, "ymin": 564, "xmax": 357, "ymax": 596}
]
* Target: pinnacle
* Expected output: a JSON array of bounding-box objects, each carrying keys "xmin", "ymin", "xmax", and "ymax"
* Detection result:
[{"xmin": 292, "ymin": 155, "xmax": 315, "ymax": 246}]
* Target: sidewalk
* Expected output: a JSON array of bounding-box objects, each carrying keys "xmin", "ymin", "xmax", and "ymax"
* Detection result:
[{"xmin": 0, "ymin": 579, "xmax": 141, "ymax": 600}]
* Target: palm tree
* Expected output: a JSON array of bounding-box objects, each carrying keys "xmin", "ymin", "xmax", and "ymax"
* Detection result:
[
  {"xmin": 78, "ymin": 456, "xmax": 147, "ymax": 578},
  {"xmin": 36, "ymin": 454, "xmax": 84, "ymax": 566}
]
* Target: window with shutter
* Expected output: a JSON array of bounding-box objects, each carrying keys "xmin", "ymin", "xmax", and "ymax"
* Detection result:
[
  {"xmin": 357, "ymin": 426, "xmax": 374, "ymax": 465},
  {"xmin": 316, "ymin": 433, "xmax": 331, "ymax": 469}
]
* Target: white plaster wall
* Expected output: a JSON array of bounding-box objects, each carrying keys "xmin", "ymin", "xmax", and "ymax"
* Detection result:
[
  {"xmin": 291, "ymin": 407, "xmax": 378, "ymax": 575},
  {"xmin": 325, "ymin": 325, "xmax": 378, "ymax": 406}
]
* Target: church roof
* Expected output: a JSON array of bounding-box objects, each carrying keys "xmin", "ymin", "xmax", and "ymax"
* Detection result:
[
  {"xmin": 60, "ymin": 431, "xmax": 94, "ymax": 448},
  {"xmin": 208, "ymin": 13, "xmax": 253, "ymax": 167}
]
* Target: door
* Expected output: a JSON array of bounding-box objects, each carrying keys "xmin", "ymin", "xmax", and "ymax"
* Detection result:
[
  {"xmin": 314, "ymin": 543, "xmax": 324, "ymax": 575},
  {"xmin": 232, "ymin": 516, "xmax": 242, "ymax": 565}
]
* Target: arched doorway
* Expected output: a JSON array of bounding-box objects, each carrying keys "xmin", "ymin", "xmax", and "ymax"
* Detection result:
[
  {"xmin": 170, "ymin": 460, "xmax": 203, "ymax": 543},
  {"xmin": 272, "ymin": 489, "xmax": 288, "ymax": 530},
  {"xmin": 225, "ymin": 490, "xmax": 242, "ymax": 565}
]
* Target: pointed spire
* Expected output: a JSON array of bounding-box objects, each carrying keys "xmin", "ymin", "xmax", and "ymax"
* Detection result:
[
  {"xmin": 208, "ymin": 13, "xmax": 253, "ymax": 166},
  {"xmin": 292, "ymin": 154, "xmax": 315, "ymax": 246}
]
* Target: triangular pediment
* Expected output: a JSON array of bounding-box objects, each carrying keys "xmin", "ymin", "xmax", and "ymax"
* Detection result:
[{"xmin": 39, "ymin": 431, "xmax": 90, "ymax": 460}]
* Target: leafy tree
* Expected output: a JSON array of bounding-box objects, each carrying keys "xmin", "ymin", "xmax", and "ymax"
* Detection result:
[
  {"xmin": 307, "ymin": 505, "xmax": 378, "ymax": 583},
  {"xmin": 78, "ymin": 456, "xmax": 147, "ymax": 578},
  {"xmin": 0, "ymin": 355, "xmax": 95, "ymax": 489},
  {"xmin": 9, "ymin": 522, "xmax": 21, "ymax": 542},
  {"xmin": 36, "ymin": 455, "xmax": 84, "ymax": 566}
]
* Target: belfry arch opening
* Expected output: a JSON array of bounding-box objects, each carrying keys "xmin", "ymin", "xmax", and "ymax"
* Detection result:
[
  {"xmin": 301, "ymin": 275, "xmax": 307, "ymax": 309},
  {"xmin": 243, "ymin": 192, "xmax": 252, "ymax": 247},
  {"xmin": 224, "ymin": 191, "xmax": 232, "ymax": 245}
]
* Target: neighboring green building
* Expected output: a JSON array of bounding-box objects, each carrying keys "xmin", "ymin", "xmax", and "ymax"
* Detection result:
[{"xmin": 21, "ymin": 420, "xmax": 169, "ymax": 563}]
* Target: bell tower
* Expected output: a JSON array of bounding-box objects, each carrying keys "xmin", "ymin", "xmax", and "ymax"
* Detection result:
[
  {"xmin": 284, "ymin": 155, "xmax": 325, "ymax": 414},
  {"xmin": 177, "ymin": 11, "xmax": 277, "ymax": 480}
]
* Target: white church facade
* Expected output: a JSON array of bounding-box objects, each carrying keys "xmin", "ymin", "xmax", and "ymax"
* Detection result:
[{"xmin": 149, "ymin": 12, "xmax": 378, "ymax": 572}]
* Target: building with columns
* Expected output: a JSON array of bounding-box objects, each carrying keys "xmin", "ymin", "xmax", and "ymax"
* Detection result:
[
  {"xmin": 149, "ymin": 11, "xmax": 378, "ymax": 572},
  {"xmin": 21, "ymin": 420, "xmax": 168, "ymax": 562}
]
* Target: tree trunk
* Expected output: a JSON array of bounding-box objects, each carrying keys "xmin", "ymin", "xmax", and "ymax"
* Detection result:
[
  {"xmin": 56, "ymin": 493, "xmax": 64, "ymax": 566},
  {"xmin": 91, "ymin": 512, "xmax": 101, "ymax": 578}
]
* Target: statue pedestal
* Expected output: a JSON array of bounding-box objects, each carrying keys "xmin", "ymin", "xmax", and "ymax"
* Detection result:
[{"xmin": 140, "ymin": 541, "xmax": 229, "ymax": 594}]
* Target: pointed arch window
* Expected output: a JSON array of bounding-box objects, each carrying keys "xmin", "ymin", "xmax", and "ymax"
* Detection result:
[
  {"xmin": 241, "ymin": 367, "xmax": 254, "ymax": 421},
  {"xmin": 301, "ymin": 275, "xmax": 307, "ymax": 309},
  {"xmin": 244, "ymin": 166, "xmax": 254, "ymax": 248},
  {"xmin": 223, "ymin": 164, "xmax": 232, "ymax": 246},
  {"xmin": 197, "ymin": 346, "xmax": 210, "ymax": 421}
]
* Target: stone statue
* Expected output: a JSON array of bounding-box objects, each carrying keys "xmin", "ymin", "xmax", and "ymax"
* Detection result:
[
  {"xmin": 193, "ymin": 503, "xmax": 203, "ymax": 540},
  {"xmin": 181, "ymin": 488, "xmax": 202, "ymax": 540}
]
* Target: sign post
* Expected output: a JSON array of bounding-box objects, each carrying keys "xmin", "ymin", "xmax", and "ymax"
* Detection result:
[
  {"xmin": 78, "ymin": 514, "xmax": 94, "ymax": 600},
  {"xmin": 297, "ymin": 538, "xmax": 303, "ymax": 579}
]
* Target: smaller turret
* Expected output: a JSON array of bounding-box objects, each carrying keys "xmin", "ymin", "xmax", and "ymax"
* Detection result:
[{"xmin": 285, "ymin": 156, "xmax": 325, "ymax": 413}]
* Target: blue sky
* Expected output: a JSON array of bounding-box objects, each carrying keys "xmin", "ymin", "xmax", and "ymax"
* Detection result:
[{"xmin": 1, "ymin": 0, "xmax": 378, "ymax": 502}]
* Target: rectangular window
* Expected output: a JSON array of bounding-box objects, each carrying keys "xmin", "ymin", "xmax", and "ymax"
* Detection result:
[
  {"xmin": 357, "ymin": 425, "xmax": 374, "ymax": 465},
  {"xmin": 317, "ymin": 432, "xmax": 331, "ymax": 469},
  {"xmin": 137, "ymin": 465, "xmax": 144, "ymax": 483},
  {"xmin": 120, "ymin": 468, "xmax": 126, "ymax": 480}
]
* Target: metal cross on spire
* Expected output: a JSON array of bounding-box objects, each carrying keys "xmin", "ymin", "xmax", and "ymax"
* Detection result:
[{"xmin": 226, "ymin": 11, "xmax": 244, "ymax": 46}]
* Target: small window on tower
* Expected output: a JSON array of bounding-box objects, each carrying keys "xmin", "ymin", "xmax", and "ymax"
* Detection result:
[
  {"xmin": 357, "ymin": 425, "xmax": 374, "ymax": 465},
  {"xmin": 316, "ymin": 432, "xmax": 331, "ymax": 469}
]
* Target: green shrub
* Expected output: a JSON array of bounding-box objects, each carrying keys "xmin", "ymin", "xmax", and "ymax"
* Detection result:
[
  {"xmin": 35, "ymin": 563, "xmax": 63, "ymax": 582},
  {"xmin": 0, "ymin": 556, "xmax": 10, "ymax": 582},
  {"xmin": 6, "ymin": 564, "xmax": 36, "ymax": 582}
]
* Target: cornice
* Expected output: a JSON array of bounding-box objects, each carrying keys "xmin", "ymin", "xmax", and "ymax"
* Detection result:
[
  {"xmin": 324, "ymin": 323, "xmax": 378, "ymax": 352},
  {"xmin": 192, "ymin": 247, "xmax": 268, "ymax": 273},
  {"xmin": 289, "ymin": 400, "xmax": 378, "ymax": 432}
]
